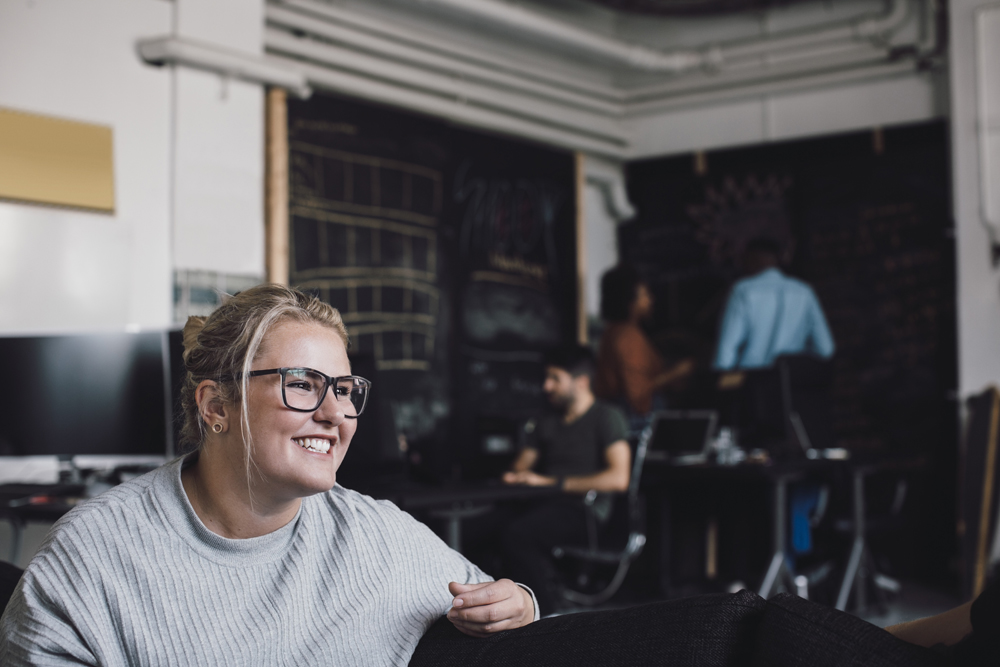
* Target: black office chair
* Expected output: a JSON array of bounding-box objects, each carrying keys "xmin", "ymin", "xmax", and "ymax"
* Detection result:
[
  {"xmin": 550, "ymin": 421, "xmax": 652, "ymax": 606},
  {"xmin": 832, "ymin": 462, "xmax": 910, "ymax": 612},
  {"xmin": 736, "ymin": 354, "xmax": 834, "ymax": 457},
  {"xmin": 1, "ymin": 560, "xmax": 24, "ymax": 614}
]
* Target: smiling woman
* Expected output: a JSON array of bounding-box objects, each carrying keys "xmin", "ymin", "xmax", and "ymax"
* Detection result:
[{"xmin": 0, "ymin": 284, "xmax": 537, "ymax": 667}]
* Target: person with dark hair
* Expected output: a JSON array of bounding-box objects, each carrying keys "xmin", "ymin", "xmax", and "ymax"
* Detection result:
[
  {"xmin": 714, "ymin": 236, "xmax": 834, "ymax": 371},
  {"xmin": 501, "ymin": 344, "xmax": 630, "ymax": 612},
  {"xmin": 595, "ymin": 265, "xmax": 695, "ymax": 438}
]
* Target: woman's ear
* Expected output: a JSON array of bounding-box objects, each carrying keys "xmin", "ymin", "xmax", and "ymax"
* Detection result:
[{"xmin": 195, "ymin": 380, "xmax": 230, "ymax": 434}]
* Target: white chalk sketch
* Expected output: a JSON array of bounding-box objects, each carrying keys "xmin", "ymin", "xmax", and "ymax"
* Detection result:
[{"xmin": 290, "ymin": 143, "xmax": 442, "ymax": 371}]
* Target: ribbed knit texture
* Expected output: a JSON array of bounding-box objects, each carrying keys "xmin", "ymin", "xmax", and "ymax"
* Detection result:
[{"xmin": 0, "ymin": 457, "xmax": 495, "ymax": 666}]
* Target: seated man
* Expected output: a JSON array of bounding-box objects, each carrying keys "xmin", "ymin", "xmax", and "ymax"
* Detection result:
[{"xmin": 501, "ymin": 345, "xmax": 630, "ymax": 613}]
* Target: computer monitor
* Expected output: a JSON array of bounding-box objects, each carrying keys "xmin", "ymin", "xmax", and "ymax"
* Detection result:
[
  {"xmin": 0, "ymin": 331, "xmax": 171, "ymax": 466},
  {"xmin": 646, "ymin": 410, "xmax": 718, "ymax": 465}
]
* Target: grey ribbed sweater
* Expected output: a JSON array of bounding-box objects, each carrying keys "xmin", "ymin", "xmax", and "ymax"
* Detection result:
[{"xmin": 0, "ymin": 457, "xmax": 503, "ymax": 666}]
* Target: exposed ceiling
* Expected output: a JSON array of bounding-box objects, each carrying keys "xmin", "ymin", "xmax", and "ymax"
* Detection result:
[{"xmin": 583, "ymin": 0, "xmax": 813, "ymax": 16}]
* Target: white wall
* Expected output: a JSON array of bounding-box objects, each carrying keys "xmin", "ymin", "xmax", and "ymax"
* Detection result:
[
  {"xmin": 172, "ymin": 0, "xmax": 265, "ymax": 277},
  {"xmin": 172, "ymin": 69, "xmax": 264, "ymax": 276},
  {"xmin": 950, "ymin": 0, "xmax": 1000, "ymax": 399},
  {"xmin": 627, "ymin": 70, "xmax": 946, "ymax": 158},
  {"xmin": 0, "ymin": 0, "xmax": 268, "ymax": 335},
  {"xmin": 0, "ymin": 0, "xmax": 173, "ymax": 332}
]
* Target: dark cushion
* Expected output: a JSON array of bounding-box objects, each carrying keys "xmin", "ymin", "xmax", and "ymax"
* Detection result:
[
  {"xmin": 751, "ymin": 594, "xmax": 950, "ymax": 667},
  {"xmin": 410, "ymin": 589, "xmax": 766, "ymax": 667}
]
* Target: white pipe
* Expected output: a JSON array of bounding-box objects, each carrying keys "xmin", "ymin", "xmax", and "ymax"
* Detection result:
[
  {"xmin": 409, "ymin": 0, "xmax": 910, "ymax": 73},
  {"xmin": 265, "ymin": 5, "xmax": 621, "ymax": 115},
  {"xmin": 720, "ymin": 0, "xmax": 909, "ymax": 60},
  {"xmin": 271, "ymin": 0, "xmax": 621, "ymax": 102},
  {"xmin": 585, "ymin": 156, "xmax": 636, "ymax": 221},
  {"xmin": 627, "ymin": 44, "xmax": 893, "ymax": 104},
  {"xmin": 264, "ymin": 29, "xmax": 627, "ymax": 141},
  {"xmin": 270, "ymin": 55, "xmax": 630, "ymax": 157},
  {"xmin": 137, "ymin": 36, "xmax": 312, "ymax": 98},
  {"xmin": 411, "ymin": 0, "xmax": 702, "ymax": 72}
]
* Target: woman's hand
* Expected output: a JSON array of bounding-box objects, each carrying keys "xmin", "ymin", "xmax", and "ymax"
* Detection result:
[{"xmin": 446, "ymin": 579, "xmax": 535, "ymax": 637}]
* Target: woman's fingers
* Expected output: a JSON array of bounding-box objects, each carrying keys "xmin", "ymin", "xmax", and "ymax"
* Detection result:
[{"xmin": 446, "ymin": 579, "xmax": 531, "ymax": 636}]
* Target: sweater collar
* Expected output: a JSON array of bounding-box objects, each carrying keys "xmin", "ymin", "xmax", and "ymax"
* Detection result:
[{"xmin": 155, "ymin": 454, "xmax": 303, "ymax": 566}]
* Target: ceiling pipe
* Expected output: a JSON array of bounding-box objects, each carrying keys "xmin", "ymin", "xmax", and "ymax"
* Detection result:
[
  {"xmin": 137, "ymin": 37, "xmax": 312, "ymax": 98},
  {"xmin": 719, "ymin": 0, "xmax": 909, "ymax": 60},
  {"xmin": 268, "ymin": 55, "xmax": 630, "ymax": 156},
  {"xmin": 409, "ymin": 0, "xmax": 910, "ymax": 74},
  {"xmin": 265, "ymin": 5, "xmax": 622, "ymax": 115},
  {"xmin": 271, "ymin": 0, "xmax": 620, "ymax": 101},
  {"xmin": 264, "ymin": 28, "xmax": 628, "ymax": 140}
]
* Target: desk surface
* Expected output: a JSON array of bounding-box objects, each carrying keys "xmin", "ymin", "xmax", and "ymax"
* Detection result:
[
  {"xmin": 357, "ymin": 480, "xmax": 563, "ymax": 511},
  {"xmin": 642, "ymin": 458, "xmax": 836, "ymax": 484}
]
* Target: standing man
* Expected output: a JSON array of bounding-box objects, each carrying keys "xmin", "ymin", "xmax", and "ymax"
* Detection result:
[
  {"xmin": 501, "ymin": 345, "xmax": 630, "ymax": 614},
  {"xmin": 714, "ymin": 236, "xmax": 835, "ymax": 371}
]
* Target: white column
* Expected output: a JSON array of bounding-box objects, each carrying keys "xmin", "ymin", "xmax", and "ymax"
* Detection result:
[{"xmin": 951, "ymin": 0, "xmax": 1000, "ymax": 399}]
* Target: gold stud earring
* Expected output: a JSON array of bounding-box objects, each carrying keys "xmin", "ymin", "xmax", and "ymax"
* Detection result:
[{"xmin": 212, "ymin": 422, "xmax": 224, "ymax": 434}]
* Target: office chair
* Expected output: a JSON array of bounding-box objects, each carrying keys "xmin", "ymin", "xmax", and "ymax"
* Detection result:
[
  {"xmin": 1, "ymin": 560, "xmax": 24, "ymax": 613},
  {"xmin": 735, "ymin": 354, "xmax": 834, "ymax": 457},
  {"xmin": 833, "ymin": 463, "xmax": 909, "ymax": 612},
  {"xmin": 550, "ymin": 420, "xmax": 652, "ymax": 606}
]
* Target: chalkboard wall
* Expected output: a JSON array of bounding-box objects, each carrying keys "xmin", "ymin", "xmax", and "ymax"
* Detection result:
[
  {"xmin": 624, "ymin": 121, "xmax": 956, "ymax": 454},
  {"xmin": 624, "ymin": 121, "xmax": 957, "ymax": 577},
  {"xmin": 287, "ymin": 93, "xmax": 577, "ymax": 477}
]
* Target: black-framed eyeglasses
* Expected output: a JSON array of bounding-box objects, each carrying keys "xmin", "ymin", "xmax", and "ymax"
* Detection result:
[{"xmin": 238, "ymin": 367, "xmax": 371, "ymax": 418}]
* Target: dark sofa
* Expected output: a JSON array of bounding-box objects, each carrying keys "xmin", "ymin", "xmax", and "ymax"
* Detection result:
[{"xmin": 409, "ymin": 590, "xmax": 950, "ymax": 667}]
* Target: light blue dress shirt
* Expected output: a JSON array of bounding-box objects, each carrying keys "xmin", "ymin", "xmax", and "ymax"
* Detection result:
[{"xmin": 713, "ymin": 268, "xmax": 835, "ymax": 370}]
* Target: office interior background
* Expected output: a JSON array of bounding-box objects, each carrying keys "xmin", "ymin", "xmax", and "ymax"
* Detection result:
[{"xmin": 2, "ymin": 0, "xmax": 1000, "ymax": 621}]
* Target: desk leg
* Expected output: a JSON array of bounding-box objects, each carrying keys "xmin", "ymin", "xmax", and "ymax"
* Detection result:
[
  {"xmin": 446, "ymin": 517, "xmax": 462, "ymax": 552},
  {"xmin": 659, "ymin": 493, "xmax": 672, "ymax": 597},
  {"xmin": 758, "ymin": 475, "xmax": 796, "ymax": 599},
  {"xmin": 836, "ymin": 469, "xmax": 867, "ymax": 611},
  {"xmin": 9, "ymin": 516, "xmax": 24, "ymax": 565}
]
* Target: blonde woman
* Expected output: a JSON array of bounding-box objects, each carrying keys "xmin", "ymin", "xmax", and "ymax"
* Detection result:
[{"xmin": 0, "ymin": 285, "xmax": 535, "ymax": 666}]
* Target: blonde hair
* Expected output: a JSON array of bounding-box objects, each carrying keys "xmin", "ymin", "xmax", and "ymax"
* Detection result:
[{"xmin": 179, "ymin": 284, "xmax": 349, "ymax": 474}]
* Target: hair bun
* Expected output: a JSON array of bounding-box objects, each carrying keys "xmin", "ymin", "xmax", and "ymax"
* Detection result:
[{"xmin": 181, "ymin": 316, "xmax": 207, "ymax": 363}]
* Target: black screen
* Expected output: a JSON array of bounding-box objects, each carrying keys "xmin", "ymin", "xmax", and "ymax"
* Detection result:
[{"xmin": 0, "ymin": 332, "xmax": 169, "ymax": 458}]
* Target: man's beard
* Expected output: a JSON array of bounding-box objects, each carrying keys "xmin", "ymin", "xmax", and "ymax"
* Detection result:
[{"xmin": 546, "ymin": 392, "xmax": 572, "ymax": 412}]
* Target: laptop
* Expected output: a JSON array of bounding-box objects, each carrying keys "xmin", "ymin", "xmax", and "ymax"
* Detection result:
[{"xmin": 645, "ymin": 410, "xmax": 718, "ymax": 465}]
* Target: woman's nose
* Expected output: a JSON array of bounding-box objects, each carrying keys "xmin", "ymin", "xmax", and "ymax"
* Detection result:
[{"xmin": 314, "ymin": 387, "xmax": 347, "ymax": 424}]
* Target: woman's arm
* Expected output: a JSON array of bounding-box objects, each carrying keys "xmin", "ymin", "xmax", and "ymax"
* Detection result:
[{"xmin": 652, "ymin": 358, "xmax": 697, "ymax": 391}]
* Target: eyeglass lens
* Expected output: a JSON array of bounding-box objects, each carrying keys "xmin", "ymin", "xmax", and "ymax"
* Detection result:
[{"xmin": 282, "ymin": 368, "xmax": 368, "ymax": 416}]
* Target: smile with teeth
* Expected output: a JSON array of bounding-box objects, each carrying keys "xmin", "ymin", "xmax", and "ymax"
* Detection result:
[{"xmin": 294, "ymin": 437, "xmax": 332, "ymax": 454}]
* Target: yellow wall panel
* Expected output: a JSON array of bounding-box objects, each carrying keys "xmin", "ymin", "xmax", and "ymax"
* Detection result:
[{"xmin": 0, "ymin": 107, "xmax": 114, "ymax": 212}]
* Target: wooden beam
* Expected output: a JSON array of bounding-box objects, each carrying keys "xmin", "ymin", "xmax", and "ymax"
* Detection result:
[
  {"xmin": 974, "ymin": 388, "xmax": 1000, "ymax": 596},
  {"xmin": 265, "ymin": 88, "xmax": 290, "ymax": 286}
]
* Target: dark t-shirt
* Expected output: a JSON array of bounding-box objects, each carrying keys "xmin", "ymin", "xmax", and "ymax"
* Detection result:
[
  {"xmin": 530, "ymin": 400, "xmax": 629, "ymax": 477},
  {"xmin": 950, "ymin": 577, "xmax": 999, "ymax": 666},
  {"xmin": 967, "ymin": 577, "xmax": 998, "ymax": 662}
]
